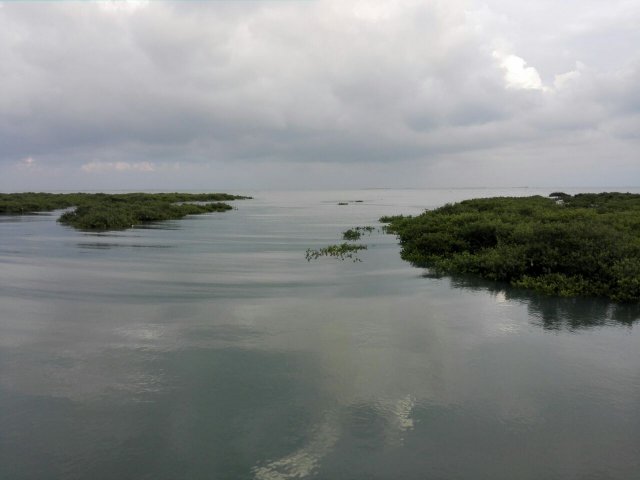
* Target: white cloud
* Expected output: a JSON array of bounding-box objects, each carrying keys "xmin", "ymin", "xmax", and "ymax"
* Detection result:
[
  {"xmin": 16, "ymin": 157, "xmax": 40, "ymax": 172},
  {"xmin": 19, "ymin": 156, "xmax": 36, "ymax": 168},
  {"xmin": 98, "ymin": 0, "xmax": 149, "ymax": 14},
  {"xmin": 554, "ymin": 61, "xmax": 585, "ymax": 90},
  {"xmin": 81, "ymin": 161, "xmax": 155, "ymax": 173},
  {"xmin": 493, "ymin": 51, "xmax": 546, "ymax": 91}
]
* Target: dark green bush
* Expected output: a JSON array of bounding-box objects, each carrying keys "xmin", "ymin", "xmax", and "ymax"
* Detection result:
[
  {"xmin": 384, "ymin": 193, "xmax": 640, "ymax": 302},
  {"xmin": 342, "ymin": 228, "xmax": 362, "ymax": 241}
]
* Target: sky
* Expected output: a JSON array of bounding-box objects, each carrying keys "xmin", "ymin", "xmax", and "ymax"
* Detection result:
[{"xmin": 1, "ymin": 0, "xmax": 639, "ymax": 191}]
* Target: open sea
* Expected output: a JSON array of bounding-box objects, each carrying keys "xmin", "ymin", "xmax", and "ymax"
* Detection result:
[{"xmin": 2, "ymin": 188, "xmax": 640, "ymax": 480}]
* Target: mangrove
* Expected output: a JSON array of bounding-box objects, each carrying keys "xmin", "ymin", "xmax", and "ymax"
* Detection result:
[
  {"xmin": 382, "ymin": 193, "xmax": 640, "ymax": 302},
  {"xmin": 0, "ymin": 192, "xmax": 251, "ymax": 231}
]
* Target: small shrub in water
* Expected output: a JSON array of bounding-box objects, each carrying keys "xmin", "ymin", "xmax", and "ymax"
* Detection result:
[{"xmin": 305, "ymin": 243, "xmax": 367, "ymax": 262}]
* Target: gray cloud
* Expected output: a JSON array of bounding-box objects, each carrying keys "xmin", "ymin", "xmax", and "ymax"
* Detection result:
[{"xmin": 0, "ymin": 0, "xmax": 639, "ymax": 190}]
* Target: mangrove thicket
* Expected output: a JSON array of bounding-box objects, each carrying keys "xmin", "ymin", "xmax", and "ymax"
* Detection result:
[{"xmin": 382, "ymin": 193, "xmax": 640, "ymax": 302}]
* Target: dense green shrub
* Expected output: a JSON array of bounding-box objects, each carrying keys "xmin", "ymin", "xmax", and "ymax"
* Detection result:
[
  {"xmin": 342, "ymin": 228, "xmax": 362, "ymax": 241},
  {"xmin": 382, "ymin": 193, "xmax": 640, "ymax": 302}
]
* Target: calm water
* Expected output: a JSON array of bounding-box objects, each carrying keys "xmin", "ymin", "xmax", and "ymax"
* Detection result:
[{"xmin": 2, "ymin": 189, "xmax": 640, "ymax": 480}]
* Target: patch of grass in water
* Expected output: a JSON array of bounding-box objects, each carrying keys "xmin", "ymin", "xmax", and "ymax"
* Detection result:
[
  {"xmin": 305, "ymin": 243, "xmax": 367, "ymax": 262},
  {"xmin": 342, "ymin": 226, "xmax": 376, "ymax": 241}
]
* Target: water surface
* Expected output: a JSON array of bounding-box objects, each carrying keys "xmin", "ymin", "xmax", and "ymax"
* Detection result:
[{"xmin": 2, "ymin": 189, "xmax": 639, "ymax": 479}]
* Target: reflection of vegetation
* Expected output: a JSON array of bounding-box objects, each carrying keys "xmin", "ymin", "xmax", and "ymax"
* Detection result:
[
  {"xmin": 527, "ymin": 294, "xmax": 640, "ymax": 330},
  {"xmin": 382, "ymin": 193, "xmax": 640, "ymax": 302},
  {"xmin": 444, "ymin": 274, "xmax": 640, "ymax": 329},
  {"xmin": 0, "ymin": 192, "xmax": 250, "ymax": 231},
  {"xmin": 305, "ymin": 243, "xmax": 367, "ymax": 262},
  {"xmin": 342, "ymin": 226, "xmax": 375, "ymax": 241},
  {"xmin": 338, "ymin": 202, "xmax": 349, "ymax": 206}
]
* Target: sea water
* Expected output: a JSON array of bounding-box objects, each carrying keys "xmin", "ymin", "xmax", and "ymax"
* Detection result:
[{"xmin": 2, "ymin": 188, "xmax": 639, "ymax": 479}]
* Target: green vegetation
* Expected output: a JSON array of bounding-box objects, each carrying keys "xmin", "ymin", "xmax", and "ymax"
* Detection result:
[
  {"xmin": 343, "ymin": 228, "xmax": 362, "ymax": 241},
  {"xmin": 382, "ymin": 193, "xmax": 640, "ymax": 302},
  {"xmin": 0, "ymin": 192, "xmax": 250, "ymax": 231},
  {"xmin": 342, "ymin": 226, "xmax": 375, "ymax": 241},
  {"xmin": 0, "ymin": 192, "xmax": 84, "ymax": 214},
  {"xmin": 308, "ymin": 226, "xmax": 375, "ymax": 262},
  {"xmin": 305, "ymin": 243, "xmax": 367, "ymax": 262}
]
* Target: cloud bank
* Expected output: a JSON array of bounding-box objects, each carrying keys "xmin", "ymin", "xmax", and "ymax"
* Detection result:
[{"xmin": 1, "ymin": 0, "xmax": 639, "ymax": 190}]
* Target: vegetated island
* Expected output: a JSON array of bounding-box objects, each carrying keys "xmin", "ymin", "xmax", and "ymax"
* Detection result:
[
  {"xmin": 0, "ymin": 192, "xmax": 251, "ymax": 231},
  {"xmin": 381, "ymin": 192, "xmax": 640, "ymax": 302}
]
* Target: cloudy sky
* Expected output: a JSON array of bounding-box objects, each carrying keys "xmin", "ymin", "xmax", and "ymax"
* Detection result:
[{"xmin": 1, "ymin": 0, "xmax": 639, "ymax": 191}]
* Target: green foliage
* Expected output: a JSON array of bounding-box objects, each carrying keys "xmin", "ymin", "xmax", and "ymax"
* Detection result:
[
  {"xmin": 549, "ymin": 191, "xmax": 570, "ymax": 199},
  {"xmin": 0, "ymin": 192, "xmax": 85, "ymax": 214},
  {"xmin": 380, "ymin": 214, "xmax": 406, "ymax": 223},
  {"xmin": 0, "ymin": 192, "xmax": 250, "ymax": 231},
  {"xmin": 343, "ymin": 228, "xmax": 362, "ymax": 241},
  {"xmin": 342, "ymin": 226, "xmax": 375, "ymax": 241},
  {"xmin": 305, "ymin": 243, "xmax": 367, "ymax": 262},
  {"xmin": 384, "ymin": 193, "xmax": 640, "ymax": 302}
]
